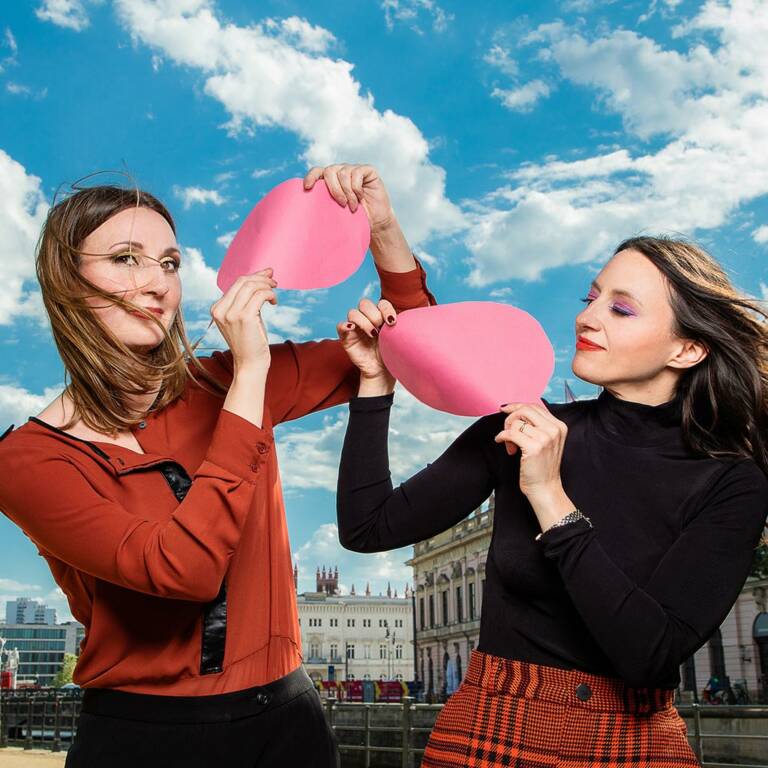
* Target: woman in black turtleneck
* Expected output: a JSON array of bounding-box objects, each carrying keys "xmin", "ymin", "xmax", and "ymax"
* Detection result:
[{"xmin": 334, "ymin": 237, "xmax": 768, "ymax": 768}]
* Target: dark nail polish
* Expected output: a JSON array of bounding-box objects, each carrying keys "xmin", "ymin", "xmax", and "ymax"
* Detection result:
[
  {"xmin": 371, "ymin": 328, "xmax": 378, "ymax": 337},
  {"xmin": 387, "ymin": 316, "xmax": 395, "ymax": 324}
]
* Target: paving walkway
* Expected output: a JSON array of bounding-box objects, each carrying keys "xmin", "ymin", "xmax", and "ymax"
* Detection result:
[{"xmin": 0, "ymin": 749, "xmax": 66, "ymax": 767}]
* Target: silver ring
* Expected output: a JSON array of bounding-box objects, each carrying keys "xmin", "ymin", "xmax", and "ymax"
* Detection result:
[{"xmin": 519, "ymin": 420, "xmax": 528, "ymax": 434}]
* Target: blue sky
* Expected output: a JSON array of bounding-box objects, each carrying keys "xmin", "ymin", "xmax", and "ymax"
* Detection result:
[{"xmin": 1, "ymin": 0, "xmax": 766, "ymax": 620}]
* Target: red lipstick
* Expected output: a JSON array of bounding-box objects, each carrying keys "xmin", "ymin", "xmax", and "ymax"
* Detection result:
[{"xmin": 576, "ymin": 335, "xmax": 604, "ymax": 351}]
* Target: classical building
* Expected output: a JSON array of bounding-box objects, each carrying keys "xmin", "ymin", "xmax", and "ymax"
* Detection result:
[
  {"xmin": 296, "ymin": 566, "xmax": 414, "ymax": 683},
  {"xmin": 408, "ymin": 495, "xmax": 494, "ymax": 701}
]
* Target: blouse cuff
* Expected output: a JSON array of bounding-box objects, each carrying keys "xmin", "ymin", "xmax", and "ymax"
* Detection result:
[
  {"xmin": 205, "ymin": 409, "xmax": 274, "ymax": 482},
  {"xmin": 376, "ymin": 255, "xmax": 437, "ymax": 311}
]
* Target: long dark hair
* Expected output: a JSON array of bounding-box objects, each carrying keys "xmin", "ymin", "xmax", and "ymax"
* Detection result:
[
  {"xmin": 37, "ymin": 184, "xmax": 226, "ymax": 435},
  {"xmin": 614, "ymin": 236, "xmax": 768, "ymax": 475}
]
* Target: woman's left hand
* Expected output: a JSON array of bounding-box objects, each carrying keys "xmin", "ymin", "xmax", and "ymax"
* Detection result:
[
  {"xmin": 494, "ymin": 404, "xmax": 568, "ymax": 504},
  {"xmin": 304, "ymin": 164, "xmax": 395, "ymax": 234}
]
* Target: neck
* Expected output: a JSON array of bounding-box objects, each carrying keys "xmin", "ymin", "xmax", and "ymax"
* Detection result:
[{"xmin": 605, "ymin": 373, "xmax": 681, "ymax": 406}]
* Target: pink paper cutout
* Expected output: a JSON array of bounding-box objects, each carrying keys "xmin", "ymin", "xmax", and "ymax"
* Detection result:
[
  {"xmin": 217, "ymin": 178, "xmax": 371, "ymax": 292},
  {"xmin": 379, "ymin": 302, "xmax": 554, "ymax": 417}
]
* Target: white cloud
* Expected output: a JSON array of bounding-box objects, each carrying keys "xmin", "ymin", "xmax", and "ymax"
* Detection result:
[
  {"xmin": 1, "ymin": 28, "xmax": 18, "ymax": 73},
  {"xmin": 381, "ymin": 0, "xmax": 453, "ymax": 34},
  {"xmin": 35, "ymin": 0, "xmax": 90, "ymax": 32},
  {"xmin": 753, "ymin": 225, "xmax": 768, "ymax": 244},
  {"xmin": 264, "ymin": 17, "xmax": 336, "ymax": 55},
  {"xmin": 0, "ymin": 384, "xmax": 61, "ymax": 428},
  {"xmin": 173, "ymin": 185, "xmax": 225, "ymax": 210},
  {"xmin": 483, "ymin": 44, "xmax": 519, "ymax": 78},
  {"xmin": 492, "ymin": 80, "xmax": 551, "ymax": 112},
  {"xmin": 466, "ymin": 0, "xmax": 768, "ymax": 285},
  {"xmin": 293, "ymin": 523, "xmax": 413, "ymax": 596},
  {"xmin": 178, "ymin": 246, "xmax": 219, "ymax": 305},
  {"xmin": 215, "ymin": 230, "xmax": 236, "ymax": 247},
  {"xmin": 0, "ymin": 578, "xmax": 42, "ymax": 592},
  {"xmin": 114, "ymin": 0, "xmax": 463, "ymax": 245},
  {"xmin": 275, "ymin": 385, "xmax": 473, "ymax": 492},
  {"xmin": 0, "ymin": 150, "xmax": 49, "ymax": 325}
]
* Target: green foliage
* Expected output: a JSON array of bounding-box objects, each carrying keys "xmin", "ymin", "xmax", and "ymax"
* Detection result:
[
  {"xmin": 52, "ymin": 653, "xmax": 77, "ymax": 687},
  {"xmin": 750, "ymin": 542, "xmax": 768, "ymax": 580}
]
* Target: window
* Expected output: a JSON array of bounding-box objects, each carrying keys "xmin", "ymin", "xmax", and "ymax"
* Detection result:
[
  {"xmin": 330, "ymin": 643, "xmax": 338, "ymax": 659},
  {"xmin": 330, "ymin": 618, "xmax": 338, "ymax": 627},
  {"xmin": 468, "ymin": 582, "xmax": 476, "ymax": 620},
  {"xmin": 456, "ymin": 585, "xmax": 463, "ymax": 623},
  {"xmin": 441, "ymin": 589, "xmax": 449, "ymax": 626},
  {"xmin": 309, "ymin": 643, "xmax": 320, "ymax": 658},
  {"xmin": 419, "ymin": 598, "xmax": 425, "ymax": 630},
  {"xmin": 395, "ymin": 619, "xmax": 403, "ymax": 628},
  {"xmin": 364, "ymin": 644, "xmax": 371, "ymax": 659},
  {"xmin": 347, "ymin": 618, "xmax": 355, "ymax": 628},
  {"xmin": 428, "ymin": 595, "xmax": 435, "ymax": 628},
  {"xmin": 380, "ymin": 644, "xmax": 387, "ymax": 659},
  {"xmin": 395, "ymin": 644, "xmax": 403, "ymax": 659},
  {"xmin": 363, "ymin": 619, "xmax": 371, "ymax": 627},
  {"xmin": 346, "ymin": 644, "xmax": 355, "ymax": 659}
]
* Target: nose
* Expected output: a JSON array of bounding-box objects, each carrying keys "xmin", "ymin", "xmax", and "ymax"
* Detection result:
[
  {"xmin": 575, "ymin": 300, "xmax": 601, "ymax": 335},
  {"xmin": 137, "ymin": 263, "xmax": 170, "ymax": 298}
]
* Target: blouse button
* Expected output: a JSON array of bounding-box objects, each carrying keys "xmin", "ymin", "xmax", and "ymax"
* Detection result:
[
  {"xmin": 250, "ymin": 462, "xmax": 260, "ymax": 473},
  {"xmin": 256, "ymin": 442, "xmax": 270, "ymax": 454},
  {"xmin": 138, "ymin": 421, "xmax": 147, "ymax": 429}
]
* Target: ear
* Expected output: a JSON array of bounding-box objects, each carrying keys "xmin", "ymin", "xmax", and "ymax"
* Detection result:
[{"xmin": 667, "ymin": 338, "xmax": 708, "ymax": 370}]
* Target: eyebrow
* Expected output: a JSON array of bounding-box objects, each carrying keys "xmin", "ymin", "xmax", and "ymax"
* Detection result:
[
  {"xmin": 590, "ymin": 280, "xmax": 643, "ymax": 307},
  {"xmin": 109, "ymin": 241, "xmax": 181, "ymax": 257}
]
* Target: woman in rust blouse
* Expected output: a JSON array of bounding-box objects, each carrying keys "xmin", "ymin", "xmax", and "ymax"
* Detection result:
[{"xmin": 0, "ymin": 164, "xmax": 435, "ymax": 767}]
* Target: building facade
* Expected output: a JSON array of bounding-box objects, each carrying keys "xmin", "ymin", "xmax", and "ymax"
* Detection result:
[
  {"xmin": 408, "ymin": 495, "xmax": 494, "ymax": 701},
  {"xmin": 0, "ymin": 620, "xmax": 83, "ymax": 687},
  {"xmin": 296, "ymin": 567, "xmax": 414, "ymax": 683},
  {"xmin": 681, "ymin": 574, "xmax": 768, "ymax": 702},
  {"xmin": 5, "ymin": 597, "xmax": 56, "ymax": 626}
]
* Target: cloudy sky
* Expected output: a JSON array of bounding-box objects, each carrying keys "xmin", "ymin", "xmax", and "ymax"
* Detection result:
[{"xmin": 1, "ymin": 0, "xmax": 766, "ymax": 620}]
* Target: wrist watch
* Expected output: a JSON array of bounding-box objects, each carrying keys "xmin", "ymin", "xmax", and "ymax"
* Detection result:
[{"xmin": 535, "ymin": 509, "xmax": 592, "ymax": 541}]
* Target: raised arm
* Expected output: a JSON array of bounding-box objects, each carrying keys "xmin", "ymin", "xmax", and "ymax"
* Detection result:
[{"xmin": 337, "ymin": 391, "xmax": 497, "ymax": 552}]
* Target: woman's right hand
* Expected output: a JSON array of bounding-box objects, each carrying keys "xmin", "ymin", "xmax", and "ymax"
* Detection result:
[
  {"xmin": 337, "ymin": 298, "xmax": 397, "ymax": 392},
  {"xmin": 211, "ymin": 268, "xmax": 277, "ymax": 376}
]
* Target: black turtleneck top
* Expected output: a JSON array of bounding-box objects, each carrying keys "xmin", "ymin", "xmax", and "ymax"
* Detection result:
[{"xmin": 337, "ymin": 391, "xmax": 768, "ymax": 689}]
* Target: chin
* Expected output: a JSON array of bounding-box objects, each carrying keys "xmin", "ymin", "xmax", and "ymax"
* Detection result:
[{"xmin": 571, "ymin": 355, "xmax": 606, "ymax": 387}]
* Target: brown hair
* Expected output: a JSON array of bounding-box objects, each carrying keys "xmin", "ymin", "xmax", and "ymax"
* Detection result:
[
  {"xmin": 36, "ymin": 184, "xmax": 226, "ymax": 435},
  {"xmin": 614, "ymin": 236, "xmax": 768, "ymax": 475}
]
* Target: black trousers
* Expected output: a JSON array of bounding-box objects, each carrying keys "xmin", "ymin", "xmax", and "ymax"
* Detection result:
[{"xmin": 65, "ymin": 666, "xmax": 339, "ymax": 768}]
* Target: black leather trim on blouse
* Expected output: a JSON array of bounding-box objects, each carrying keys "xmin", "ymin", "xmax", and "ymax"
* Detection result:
[{"xmin": 154, "ymin": 460, "xmax": 227, "ymax": 676}]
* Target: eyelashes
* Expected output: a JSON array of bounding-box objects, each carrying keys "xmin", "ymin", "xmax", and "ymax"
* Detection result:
[{"xmin": 579, "ymin": 296, "xmax": 635, "ymax": 317}]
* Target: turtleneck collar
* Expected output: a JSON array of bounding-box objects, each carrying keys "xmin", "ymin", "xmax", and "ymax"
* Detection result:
[{"xmin": 593, "ymin": 388, "xmax": 686, "ymax": 450}]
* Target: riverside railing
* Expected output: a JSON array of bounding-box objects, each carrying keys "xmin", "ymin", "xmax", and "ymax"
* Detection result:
[{"xmin": 2, "ymin": 690, "xmax": 768, "ymax": 767}]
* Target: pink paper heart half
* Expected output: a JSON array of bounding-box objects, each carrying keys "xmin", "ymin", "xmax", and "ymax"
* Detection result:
[
  {"xmin": 379, "ymin": 302, "xmax": 554, "ymax": 417},
  {"xmin": 217, "ymin": 178, "xmax": 371, "ymax": 292}
]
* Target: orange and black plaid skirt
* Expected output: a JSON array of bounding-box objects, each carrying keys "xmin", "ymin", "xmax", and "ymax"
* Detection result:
[{"xmin": 421, "ymin": 650, "xmax": 699, "ymax": 768}]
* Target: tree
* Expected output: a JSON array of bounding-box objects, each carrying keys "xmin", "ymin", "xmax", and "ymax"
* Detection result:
[
  {"xmin": 750, "ymin": 542, "xmax": 768, "ymax": 580},
  {"xmin": 52, "ymin": 653, "xmax": 77, "ymax": 687}
]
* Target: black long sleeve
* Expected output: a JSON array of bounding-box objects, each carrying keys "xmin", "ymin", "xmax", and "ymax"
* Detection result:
[
  {"xmin": 336, "ymin": 393, "xmax": 495, "ymax": 552},
  {"xmin": 336, "ymin": 390, "xmax": 768, "ymax": 688}
]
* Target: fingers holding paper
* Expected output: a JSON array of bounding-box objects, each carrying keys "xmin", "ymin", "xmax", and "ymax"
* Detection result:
[
  {"xmin": 211, "ymin": 269, "xmax": 277, "ymax": 373},
  {"xmin": 304, "ymin": 164, "xmax": 395, "ymax": 233},
  {"xmin": 338, "ymin": 298, "xmax": 397, "ymax": 392}
]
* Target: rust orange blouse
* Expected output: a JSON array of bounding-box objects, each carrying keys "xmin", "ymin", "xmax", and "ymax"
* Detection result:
[{"xmin": 0, "ymin": 262, "xmax": 434, "ymax": 696}]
